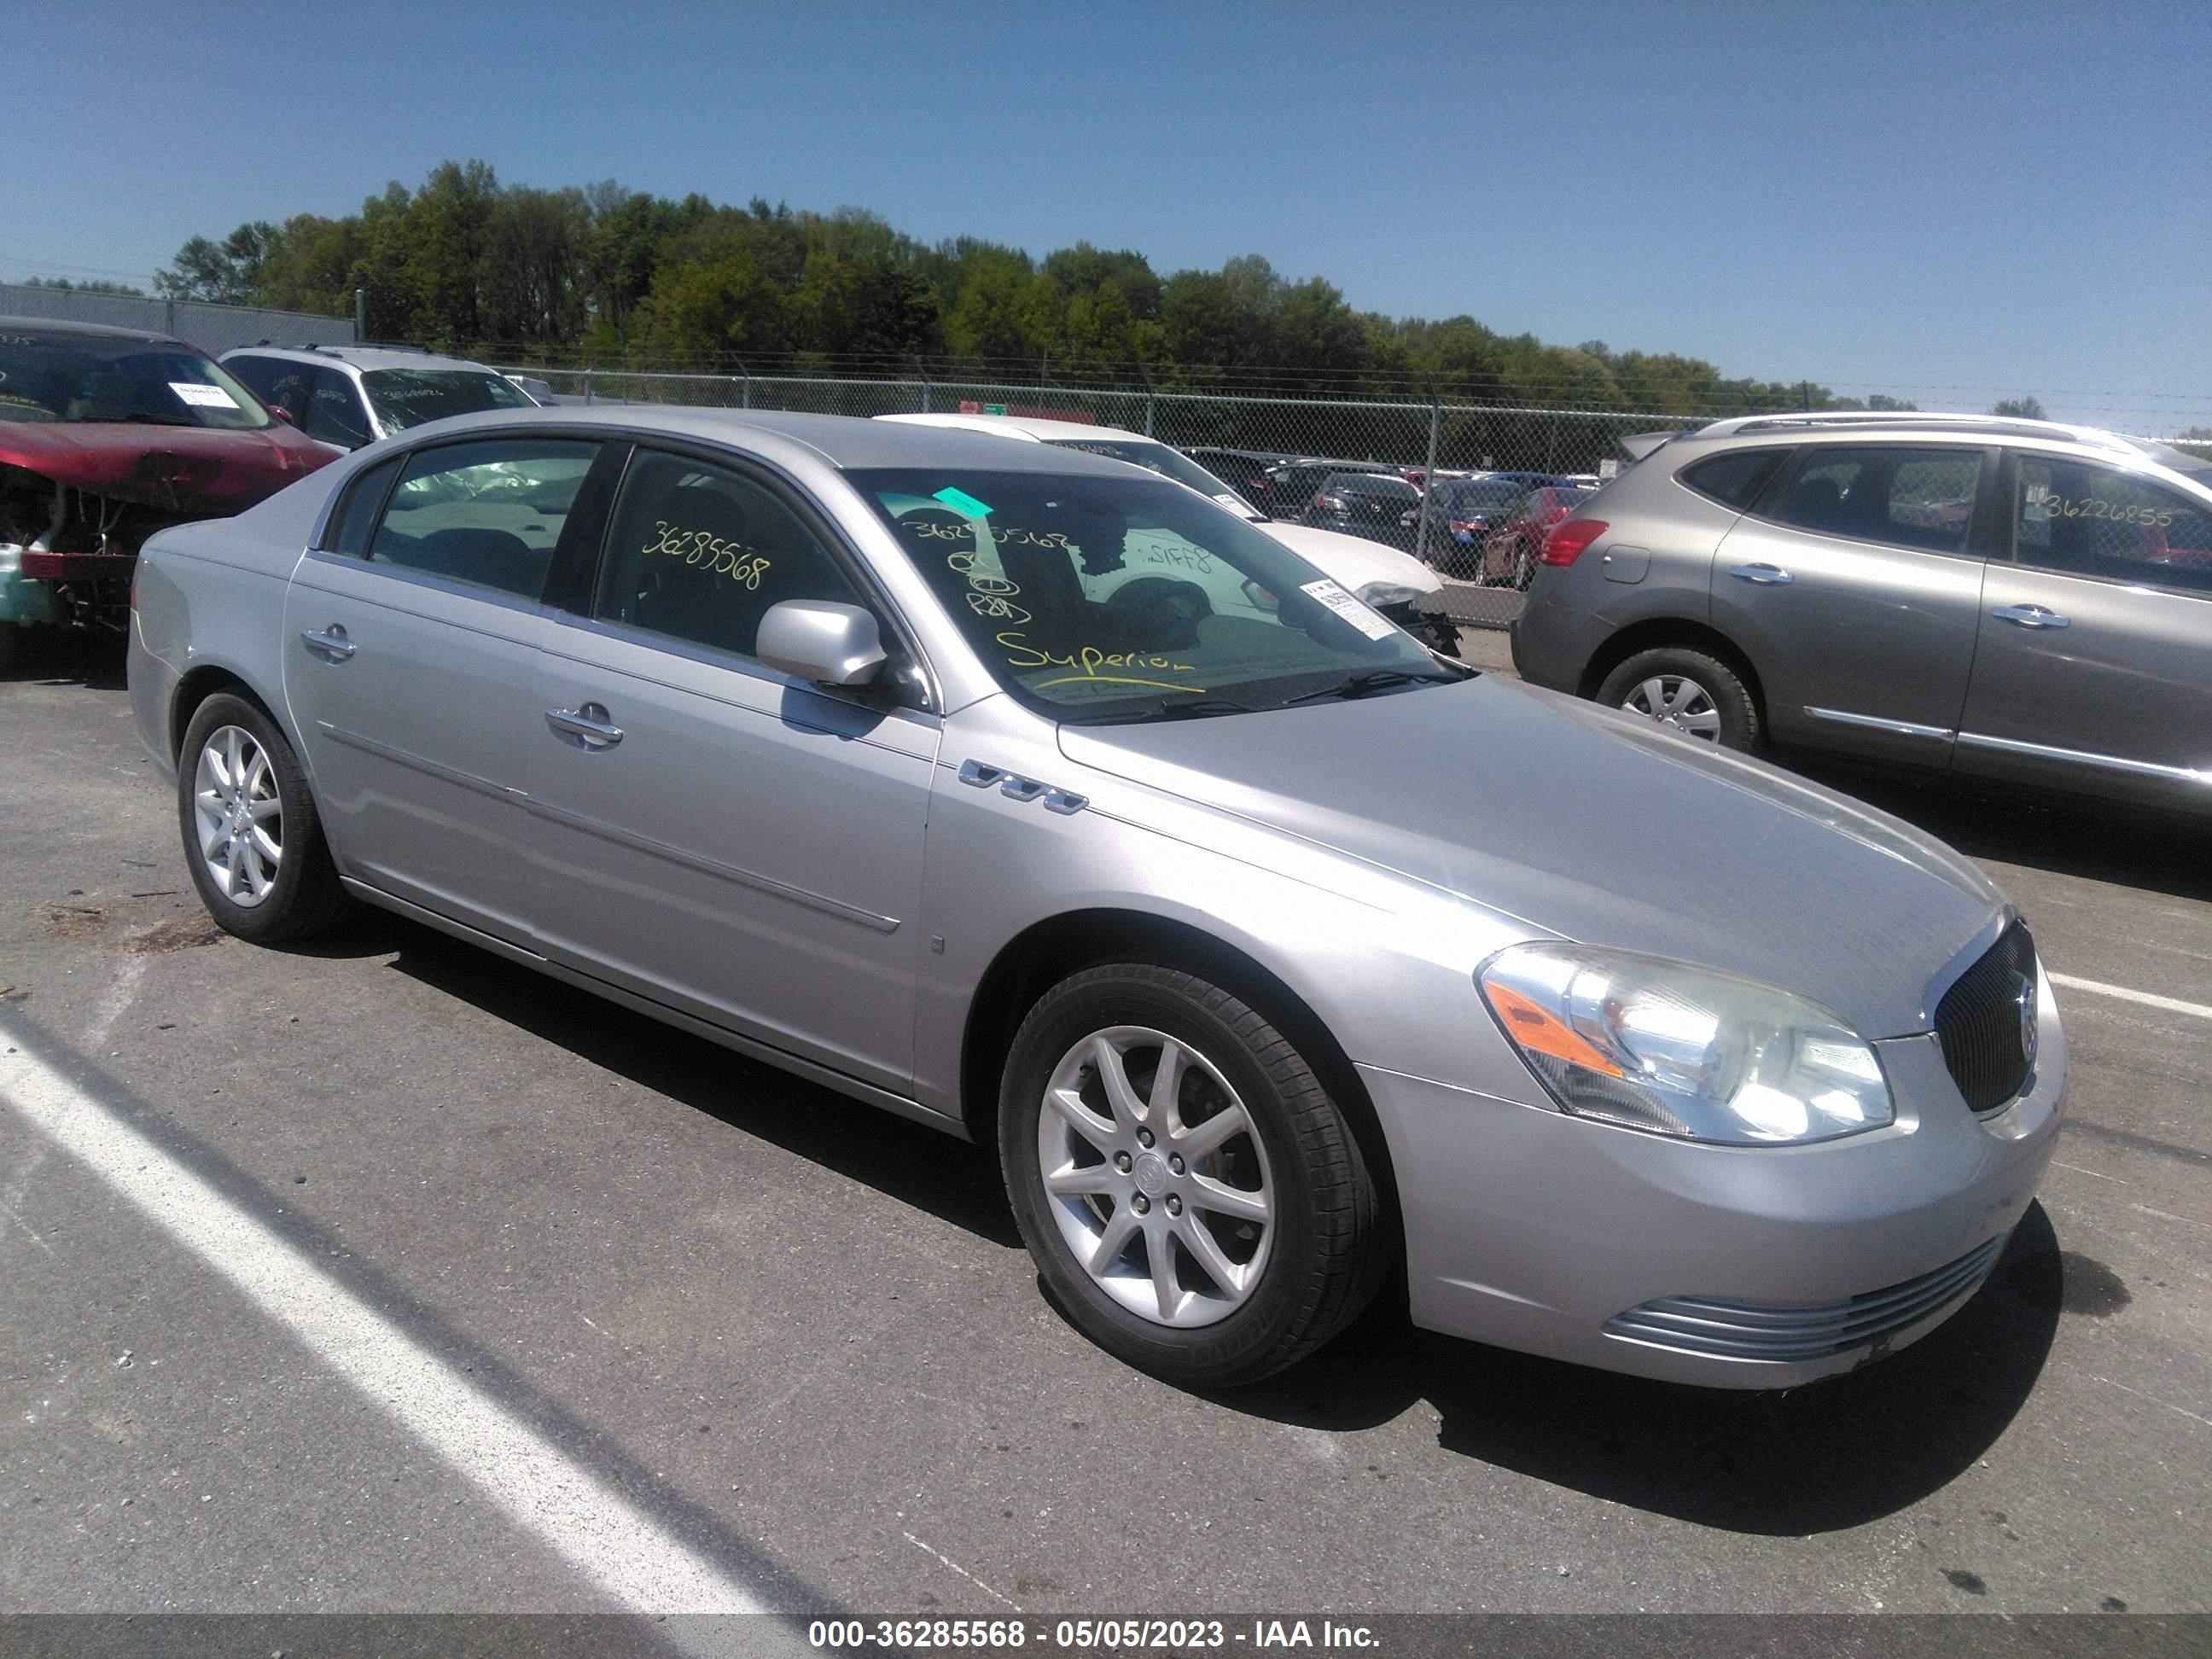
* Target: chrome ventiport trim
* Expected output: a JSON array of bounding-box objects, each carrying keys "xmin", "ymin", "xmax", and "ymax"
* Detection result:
[
  {"xmin": 1803, "ymin": 707, "xmax": 1954, "ymax": 742},
  {"xmin": 1956, "ymin": 731, "xmax": 2212, "ymax": 784}
]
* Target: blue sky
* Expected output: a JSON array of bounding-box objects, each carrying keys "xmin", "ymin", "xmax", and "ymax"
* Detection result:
[{"xmin": 8, "ymin": 1, "xmax": 2207, "ymax": 428}]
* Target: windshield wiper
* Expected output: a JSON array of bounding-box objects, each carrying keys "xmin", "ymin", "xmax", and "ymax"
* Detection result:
[
  {"xmin": 1275, "ymin": 668, "xmax": 1464, "ymax": 708},
  {"xmin": 1059, "ymin": 696, "xmax": 1265, "ymax": 725},
  {"xmin": 75, "ymin": 413, "xmax": 200, "ymax": 427}
]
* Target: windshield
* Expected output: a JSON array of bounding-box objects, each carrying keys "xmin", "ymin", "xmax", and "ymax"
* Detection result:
[
  {"xmin": 0, "ymin": 330, "xmax": 272, "ymax": 430},
  {"xmin": 361, "ymin": 368, "xmax": 533, "ymax": 433},
  {"xmin": 2123, "ymin": 436, "xmax": 2212, "ymax": 480},
  {"xmin": 852, "ymin": 468, "xmax": 1451, "ymax": 719},
  {"xmin": 1043, "ymin": 436, "xmax": 1261, "ymax": 515}
]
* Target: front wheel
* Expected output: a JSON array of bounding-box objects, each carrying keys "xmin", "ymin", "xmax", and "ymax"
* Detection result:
[
  {"xmin": 999, "ymin": 963, "xmax": 1385, "ymax": 1387},
  {"xmin": 1595, "ymin": 646, "xmax": 1761, "ymax": 751},
  {"xmin": 177, "ymin": 692, "xmax": 355, "ymax": 944}
]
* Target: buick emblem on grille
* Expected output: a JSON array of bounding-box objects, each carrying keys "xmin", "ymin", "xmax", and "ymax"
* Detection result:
[{"xmin": 2012, "ymin": 970, "xmax": 2039, "ymax": 1069}]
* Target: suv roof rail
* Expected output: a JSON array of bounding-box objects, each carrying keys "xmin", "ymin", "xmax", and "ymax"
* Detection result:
[{"xmin": 1703, "ymin": 410, "xmax": 2139, "ymax": 457}]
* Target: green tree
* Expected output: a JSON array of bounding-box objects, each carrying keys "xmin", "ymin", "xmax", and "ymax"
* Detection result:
[{"xmin": 1993, "ymin": 395, "xmax": 2047, "ymax": 419}]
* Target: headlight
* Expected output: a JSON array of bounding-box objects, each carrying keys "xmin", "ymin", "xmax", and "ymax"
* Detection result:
[
  {"xmin": 1477, "ymin": 943, "xmax": 1893, "ymax": 1144},
  {"xmin": 1355, "ymin": 581, "xmax": 1423, "ymax": 609}
]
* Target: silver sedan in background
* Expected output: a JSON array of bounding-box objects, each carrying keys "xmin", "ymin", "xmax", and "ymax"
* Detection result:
[{"xmin": 127, "ymin": 408, "xmax": 2064, "ymax": 1388}]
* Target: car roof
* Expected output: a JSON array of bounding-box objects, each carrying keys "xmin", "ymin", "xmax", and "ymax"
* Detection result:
[
  {"xmin": 220, "ymin": 342, "xmax": 508, "ymax": 375},
  {"xmin": 369, "ymin": 405, "xmax": 1162, "ymax": 476},
  {"xmin": 0, "ymin": 313, "xmax": 189, "ymax": 348},
  {"xmin": 877, "ymin": 412, "xmax": 1154, "ymax": 444}
]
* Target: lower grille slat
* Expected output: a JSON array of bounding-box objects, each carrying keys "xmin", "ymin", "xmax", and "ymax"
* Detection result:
[{"xmin": 1605, "ymin": 1237, "xmax": 2003, "ymax": 1363}]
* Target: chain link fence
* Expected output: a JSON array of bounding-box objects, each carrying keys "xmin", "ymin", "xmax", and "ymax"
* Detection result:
[
  {"xmin": 500, "ymin": 365, "xmax": 1710, "ymax": 630},
  {"xmin": 0, "ymin": 283, "xmax": 356, "ymax": 356}
]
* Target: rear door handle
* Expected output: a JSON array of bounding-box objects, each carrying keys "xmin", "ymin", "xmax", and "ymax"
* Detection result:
[
  {"xmin": 1727, "ymin": 563, "xmax": 1794, "ymax": 585},
  {"xmin": 545, "ymin": 703, "xmax": 624, "ymax": 748},
  {"xmin": 1992, "ymin": 604, "xmax": 2070, "ymax": 630},
  {"xmin": 300, "ymin": 626, "xmax": 355, "ymax": 661}
]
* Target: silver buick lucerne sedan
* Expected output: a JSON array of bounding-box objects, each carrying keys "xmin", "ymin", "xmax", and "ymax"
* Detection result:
[{"xmin": 127, "ymin": 408, "xmax": 2065, "ymax": 1389}]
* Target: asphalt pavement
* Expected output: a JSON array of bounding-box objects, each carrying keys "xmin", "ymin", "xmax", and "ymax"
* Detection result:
[{"xmin": 2, "ymin": 629, "xmax": 2206, "ymax": 1623}]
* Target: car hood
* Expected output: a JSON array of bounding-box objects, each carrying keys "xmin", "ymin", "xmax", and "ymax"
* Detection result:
[
  {"xmin": 1058, "ymin": 676, "xmax": 2003, "ymax": 1039},
  {"xmin": 1260, "ymin": 521, "xmax": 1441, "ymax": 597},
  {"xmin": 0, "ymin": 418, "xmax": 332, "ymax": 515}
]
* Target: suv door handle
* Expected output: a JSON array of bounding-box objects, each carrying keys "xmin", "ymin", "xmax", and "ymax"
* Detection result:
[
  {"xmin": 1991, "ymin": 604, "xmax": 2070, "ymax": 630},
  {"xmin": 545, "ymin": 703, "xmax": 624, "ymax": 748},
  {"xmin": 300, "ymin": 626, "xmax": 356, "ymax": 661},
  {"xmin": 1727, "ymin": 563, "xmax": 1794, "ymax": 585}
]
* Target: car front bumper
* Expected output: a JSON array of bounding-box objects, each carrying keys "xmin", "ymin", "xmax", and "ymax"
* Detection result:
[{"xmin": 1360, "ymin": 970, "xmax": 2065, "ymax": 1388}]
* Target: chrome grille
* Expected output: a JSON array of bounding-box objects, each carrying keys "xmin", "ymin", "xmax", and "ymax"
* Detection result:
[
  {"xmin": 1604, "ymin": 1237, "xmax": 2003, "ymax": 1363},
  {"xmin": 1934, "ymin": 922, "xmax": 2039, "ymax": 1113}
]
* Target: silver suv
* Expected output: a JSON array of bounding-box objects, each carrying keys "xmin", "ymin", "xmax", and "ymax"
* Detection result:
[
  {"xmin": 220, "ymin": 343, "xmax": 536, "ymax": 453},
  {"xmin": 1512, "ymin": 412, "xmax": 2212, "ymax": 813}
]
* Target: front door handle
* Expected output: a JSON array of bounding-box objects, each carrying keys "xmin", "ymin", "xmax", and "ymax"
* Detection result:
[
  {"xmin": 1728, "ymin": 562, "xmax": 1794, "ymax": 585},
  {"xmin": 301, "ymin": 626, "xmax": 356, "ymax": 661},
  {"xmin": 545, "ymin": 703, "xmax": 624, "ymax": 748},
  {"xmin": 1992, "ymin": 604, "xmax": 2070, "ymax": 630}
]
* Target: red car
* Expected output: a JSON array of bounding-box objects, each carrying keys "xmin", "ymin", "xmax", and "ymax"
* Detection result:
[
  {"xmin": 1480, "ymin": 484, "xmax": 1598, "ymax": 588},
  {"xmin": 1, "ymin": 317, "xmax": 334, "ymax": 668}
]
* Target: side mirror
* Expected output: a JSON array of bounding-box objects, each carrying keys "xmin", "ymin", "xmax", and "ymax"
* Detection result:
[
  {"xmin": 266, "ymin": 404, "xmax": 296, "ymax": 426},
  {"xmin": 755, "ymin": 600, "xmax": 888, "ymax": 688}
]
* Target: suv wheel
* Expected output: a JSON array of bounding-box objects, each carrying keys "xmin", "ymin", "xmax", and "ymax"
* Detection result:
[
  {"xmin": 1596, "ymin": 647, "xmax": 1761, "ymax": 751},
  {"xmin": 999, "ymin": 963, "xmax": 1385, "ymax": 1387},
  {"xmin": 178, "ymin": 693, "xmax": 354, "ymax": 944}
]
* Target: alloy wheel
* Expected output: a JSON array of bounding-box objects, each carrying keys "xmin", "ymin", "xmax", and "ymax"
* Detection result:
[
  {"xmin": 192, "ymin": 725, "xmax": 283, "ymax": 906},
  {"xmin": 1036, "ymin": 1026, "xmax": 1275, "ymax": 1328}
]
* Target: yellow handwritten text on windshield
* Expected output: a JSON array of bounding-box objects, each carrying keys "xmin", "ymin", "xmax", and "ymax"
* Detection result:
[{"xmin": 996, "ymin": 631, "xmax": 1197, "ymax": 678}]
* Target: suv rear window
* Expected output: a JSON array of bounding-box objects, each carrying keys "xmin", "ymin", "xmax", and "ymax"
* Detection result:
[{"xmin": 1680, "ymin": 449, "xmax": 1786, "ymax": 508}]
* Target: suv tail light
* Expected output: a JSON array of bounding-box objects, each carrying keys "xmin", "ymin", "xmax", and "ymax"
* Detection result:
[{"xmin": 1543, "ymin": 519, "xmax": 1608, "ymax": 566}]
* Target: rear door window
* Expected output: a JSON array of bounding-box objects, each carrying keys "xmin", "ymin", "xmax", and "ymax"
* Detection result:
[
  {"xmin": 322, "ymin": 456, "xmax": 403, "ymax": 556},
  {"xmin": 1770, "ymin": 446, "xmax": 1983, "ymax": 555},
  {"xmin": 2013, "ymin": 457, "xmax": 2212, "ymax": 596},
  {"xmin": 369, "ymin": 439, "xmax": 602, "ymax": 600}
]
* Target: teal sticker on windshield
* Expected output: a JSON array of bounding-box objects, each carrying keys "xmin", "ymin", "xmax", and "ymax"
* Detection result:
[{"xmin": 933, "ymin": 486, "xmax": 993, "ymax": 517}]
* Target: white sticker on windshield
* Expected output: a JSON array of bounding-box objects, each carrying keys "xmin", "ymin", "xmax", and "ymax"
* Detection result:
[
  {"xmin": 1300, "ymin": 578, "xmax": 1398, "ymax": 641},
  {"xmin": 171, "ymin": 381, "xmax": 238, "ymax": 409}
]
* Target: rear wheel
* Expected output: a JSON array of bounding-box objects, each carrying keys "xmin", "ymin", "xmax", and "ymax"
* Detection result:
[
  {"xmin": 999, "ymin": 963, "xmax": 1386, "ymax": 1387},
  {"xmin": 1595, "ymin": 646, "xmax": 1761, "ymax": 752},
  {"xmin": 1508, "ymin": 540, "xmax": 1538, "ymax": 591},
  {"xmin": 177, "ymin": 693, "xmax": 354, "ymax": 944}
]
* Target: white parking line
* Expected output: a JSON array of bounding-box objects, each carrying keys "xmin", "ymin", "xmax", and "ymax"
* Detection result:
[
  {"xmin": 0, "ymin": 1027, "xmax": 772, "ymax": 1618},
  {"xmin": 2049, "ymin": 972, "xmax": 2212, "ymax": 1022}
]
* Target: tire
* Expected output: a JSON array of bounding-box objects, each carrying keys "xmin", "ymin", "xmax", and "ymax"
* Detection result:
[
  {"xmin": 999, "ymin": 962, "xmax": 1386, "ymax": 1388},
  {"xmin": 1595, "ymin": 646, "xmax": 1761, "ymax": 752},
  {"xmin": 177, "ymin": 692, "xmax": 354, "ymax": 945},
  {"xmin": 1508, "ymin": 540, "xmax": 1537, "ymax": 591}
]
